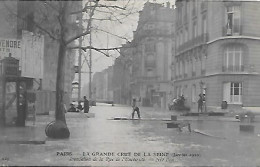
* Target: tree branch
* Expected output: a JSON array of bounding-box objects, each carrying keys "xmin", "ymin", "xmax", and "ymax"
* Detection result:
[
  {"xmin": 3, "ymin": 1, "xmax": 58, "ymax": 41},
  {"xmin": 66, "ymin": 30, "xmax": 91, "ymax": 45},
  {"xmin": 68, "ymin": 45, "xmax": 122, "ymax": 57},
  {"xmin": 71, "ymin": 3, "xmax": 126, "ymax": 15},
  {"xmin": 66, "ymin": 1, "xmax": 99, "ymax": 45},
  {"xmin": 93, "ymin": 27, "xmax": 131, "ymax": 43}
]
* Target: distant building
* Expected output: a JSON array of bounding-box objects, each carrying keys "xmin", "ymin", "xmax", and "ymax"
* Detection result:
[
  {"xmin": 174, "ymin": 0, "xmax": 260, "ymax": 111},
  {"xmin": 112, "ymin": 45, "xmax": 133, "ymax": 105},
  {"xmin": 92, "ymin": 66, "xmax": 113, "ymax": 102}
]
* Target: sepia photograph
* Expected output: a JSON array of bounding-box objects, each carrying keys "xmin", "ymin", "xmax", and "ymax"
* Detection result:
[{"xmin": 0, "ymin": 0, "xmax": 260, "ymax": 166}]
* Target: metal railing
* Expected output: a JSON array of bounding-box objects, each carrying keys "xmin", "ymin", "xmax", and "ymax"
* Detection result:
[
  {"xmin": 222, "ymin": 65, "xmax": 244, "ymax": 72},
  {"xmin": 177, "ymin": 33, "xmax": 208, "ymax": 53}
]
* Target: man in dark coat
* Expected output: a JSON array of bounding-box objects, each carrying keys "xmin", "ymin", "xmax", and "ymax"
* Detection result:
[
  {"xmin": 131, "ymin": 98, "xmax": 141, "ymax": 119},
  {"xmin": 83, "ymin": 96, "xmax": 89, "ymax": 113},
  {"xmin": 198, "ymin": 94, "xmax": 203, "ymax": 113}
]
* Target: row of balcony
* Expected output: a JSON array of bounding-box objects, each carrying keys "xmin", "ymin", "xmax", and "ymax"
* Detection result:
[
  {"xmin": 136, "ymin": 29, "xmax": 173, "ymax": 39},
  {"xmin": 177, "ymin": 33, "xmax": 208, "ymax": 53},
  {"xmin": 222, "ymin": 65, "xmax": 244, "ymax": 72},
  {"xmin": 174, "ymin": 65, "xmax": 246, "ymax": 81},
  {"xmin": 174, "ymin": 70, "xmax": 205, "ymax": 80}
]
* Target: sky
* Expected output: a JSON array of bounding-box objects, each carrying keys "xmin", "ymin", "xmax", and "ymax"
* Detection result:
[{"xmin": 76, "ymin": 0, "xmax": 175, "ymax": 87}]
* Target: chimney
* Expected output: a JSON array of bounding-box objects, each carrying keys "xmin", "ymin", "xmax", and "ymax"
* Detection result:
[{"xmin": 166, "ymin": 1, "xmax": 170, "ymax": 8}]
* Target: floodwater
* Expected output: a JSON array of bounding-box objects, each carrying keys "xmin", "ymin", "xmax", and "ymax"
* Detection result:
[{"xmin": 1, "ymin": 103, "xmax": 260, "ymax": 166}]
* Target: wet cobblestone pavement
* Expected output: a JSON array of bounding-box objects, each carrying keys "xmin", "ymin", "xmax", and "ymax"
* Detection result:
[{"xmin": 1, "ymin": 103, "xmax": 260, "ymax": 166}]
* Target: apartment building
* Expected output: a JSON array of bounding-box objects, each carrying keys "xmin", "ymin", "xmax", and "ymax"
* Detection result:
[
  {"xmin": 127, "ymin": 2, "xmax": 175, "ymax": 109},
  {"xmin": 174, "ymin": 0, "xmax": 260, "ymax": 111}
]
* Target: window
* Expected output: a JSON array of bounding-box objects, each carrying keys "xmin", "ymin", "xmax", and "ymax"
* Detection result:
[
  {"xmin": 180, "ymin": 31, "xmax": 183, "ymax": 45},
  {"xmin": 176, "ymin": 61, "xmax": 179, "ymax": 78},
  {"xmin": 192, "ymin": 84, "xmax": 196, "ymax": 102},
  {"xmin": 193, "ymin": 22, "xmax": 198, "ymax": 38},
  {"xmin": 182, "ymin": 61, "xmax": 185, "ymax": 76},
  {"xmin": 176, "ymin": 33, "xmax": 179, "ymax": 48},
  {"xmin": 179, "ymin": 6, "xmax": 183, "ymax": 24},
  {"xmin": 223, "ymin": 82, "xmax": 242, "ymax": 104},
  {"xmin": 179, "ymin": 61, "xmax": 183, "ymax": 77},
  {"xmin": 176, "ymin": 86, "xmax": 180, "ymax": 97},
  {"xmin": 192, "ymin": 0, "xmax": 197, "ymax": 15},
  {"xmin": 184, "ymin": 60, "xmax": 188, "ymax": 77},
  {"xmin": 202, "ymin": 16, "xmax": 207, "ymax": 34},
  {"xmin": 147, "ymin": 69, "xmax": 153, "ymax": 77},
  {"xmin": 192, "ymin": 57, "xmax": 196, "ymax": 76},
  {"xmin": 201, "ymin": 56, "xmax": 206, "ymax": 75},
  {"xmin": 180, "ymin": 86, "xmax": 183, "ymax": 96},
  {"xmin": 224, "ymin": 46, "xmax": 243, "ymax": 72},
  {"xmin": 185, "ymin": 29, "xmax": 188, "ymax": 43},
  {"xmin": 145, "ymin": 42, "xmax": 156, "ymax": 52},
  {"xmin": 226, "ymin": 6, "xmax": 240, "ymax": 36}
]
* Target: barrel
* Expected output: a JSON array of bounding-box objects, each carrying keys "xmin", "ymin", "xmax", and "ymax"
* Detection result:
[{"xmin": 45, "ymin": 121, "xmax": 70, "ymax": 139}]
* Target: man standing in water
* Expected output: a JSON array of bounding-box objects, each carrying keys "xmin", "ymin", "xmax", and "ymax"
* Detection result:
[
  {"xmin": 83, "ymin": 96, "xmax": 89, "ymax": 113},
  {"xmin": 132, "ymin": 98, "xmax": 141, "ymax": 119}
]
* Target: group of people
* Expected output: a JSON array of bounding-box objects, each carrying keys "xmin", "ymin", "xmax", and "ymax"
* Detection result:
[{"xmin": 67, "ymin": 96, "xmax": 90, "ymax": 113}]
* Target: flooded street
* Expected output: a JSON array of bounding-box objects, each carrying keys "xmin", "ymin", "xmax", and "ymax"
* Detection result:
[{"xmin": 1, "ymin": 104, "xmax": 260, "ymax": 166}]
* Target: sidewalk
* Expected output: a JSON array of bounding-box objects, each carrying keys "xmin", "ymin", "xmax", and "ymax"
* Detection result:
[
  {"xmin": 0, "ymin": 111, "xmax": 53, "ymax": 144},
  {"xmin": 0, "ymin": 125, "xmax": 46, "ymax": 144},
  {"xmin": 0, "ymin": 110, "xmax": 96, "ymax": 144}
]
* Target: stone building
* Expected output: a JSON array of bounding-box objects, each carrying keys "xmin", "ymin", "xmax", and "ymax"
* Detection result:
[
  {"xmin": 112, "ymin": 43, "xmax": 133, "ymax": 105},
  {"xmin": 125, "ymin": 2, "xmax": 175, "ymax": 109},
  {"xmin": 174, "ymin": 0, "xmax": 260, "ymax": 111},
  {"xmin": 92, "ymin": 66, "xmax": 113, "ymax": 102}
]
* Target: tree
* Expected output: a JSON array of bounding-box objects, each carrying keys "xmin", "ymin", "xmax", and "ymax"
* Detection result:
[{"xmin": 5, "ymin": 0, "xmax": 137, "ymax": 138}]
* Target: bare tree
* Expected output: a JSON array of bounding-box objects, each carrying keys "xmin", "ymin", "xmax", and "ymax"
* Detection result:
[{"xmin": 5, "ymin": 0, "xmax": 138, "ymax": 138}]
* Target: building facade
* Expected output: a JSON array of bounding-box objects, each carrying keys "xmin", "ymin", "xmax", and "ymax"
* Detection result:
[
  {"xmin": 0, "ymin": 1, "xmax": 81, "ymax": 126},
  {"xmin": 174, "ymin": 0, "xmax": 260, "ymax": 111},
  {"xmin": 92, "ymin": 66, "xmax": 114, "ymax": 102},
  {"xmin": 129, "ymin": 2, "xmax": 175, "ymax": 109},
  {"xmin": 112, "ymin": 43, "xmax": 133, "ymax": 105}
]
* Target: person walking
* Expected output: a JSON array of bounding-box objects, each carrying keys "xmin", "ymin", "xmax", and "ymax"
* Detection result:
[
  {"xmin": 197, "ymin": 94, "xmax": 203, "ymax": 113},
  {"xmin": 131, "ymin": 98, "xmax": 141, "ymax": 119},
  {"xmin": 83, "ymin": 96, "xmax": 89, "ymax": 113}
]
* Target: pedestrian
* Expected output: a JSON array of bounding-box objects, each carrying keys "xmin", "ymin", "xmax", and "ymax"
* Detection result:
[
  {"xmin": 83, "ymin": 96, "xmax": 89, "ymax": 113},
  {"xmin": 131, "ymin": 98, "xmax": 141, "ymax": 119},
  {"xmin": 77, "ymin": 101, "xmax": 83, "ymax": 112},
  {"xmin": 197, "ymin": 94, "xmax": 203, "ymax": 113},
  {"xmin": 68, "ymin": 103, "xmax": 77, "ymax": 112}
]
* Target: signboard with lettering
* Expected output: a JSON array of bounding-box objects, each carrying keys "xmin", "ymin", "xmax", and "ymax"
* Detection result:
[
  {"xmin": 21, "ymin": 30, "xmax": 44, "ymax": 79},
  {"xmin": 0, "ymin": 38, "xmax": 22, "ymax": 61}
]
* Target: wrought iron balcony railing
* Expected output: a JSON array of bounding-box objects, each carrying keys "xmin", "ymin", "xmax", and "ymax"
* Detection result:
[
  {"xmin": 222, "ymin": 65, "xmax": 244, "ymax": 72},
  {"xmin": 177, "ymin": 33, "xmax": 208, "ymax": 53}
]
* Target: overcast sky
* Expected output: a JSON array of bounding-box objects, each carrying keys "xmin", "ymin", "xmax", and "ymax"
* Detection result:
[{"xmin": 77, "ymin": 0, "xmax": 175, "ymax": 87}]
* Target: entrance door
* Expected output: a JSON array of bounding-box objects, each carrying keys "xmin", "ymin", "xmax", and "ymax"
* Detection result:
[
  {"xmin": 223, "ymin": 82, "xmax": 231, "ymax": 103},
  {"xmin": 5, "ymin": 82, "xmax": 17, "ymax": 126},
  {"xmin": 223, "ymin": 82, "xmax": 242, "ymax": 104}
]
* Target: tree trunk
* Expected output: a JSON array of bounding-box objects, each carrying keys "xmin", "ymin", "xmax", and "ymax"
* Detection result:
[{"xmin": 55, "ymin": 41, "xmax": 66, "ymax": 124}]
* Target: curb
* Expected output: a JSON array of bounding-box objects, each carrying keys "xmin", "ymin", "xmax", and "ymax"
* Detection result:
[{"xmin": 0, "ymin": 139, "xmax": 46, "ymax": 145}]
